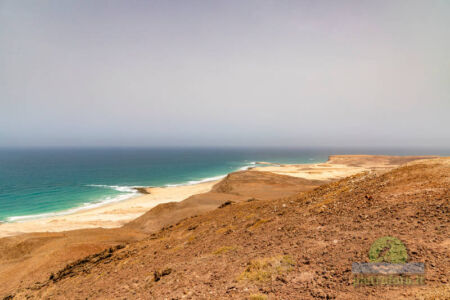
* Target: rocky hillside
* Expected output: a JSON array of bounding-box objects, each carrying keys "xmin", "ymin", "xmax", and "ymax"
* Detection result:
[
  {"xmin": 125, "ymin": 171, "xmax": 324, "ymax": 234},
  {"xmin": 5, "ymin": 157, "xmax": 449, "ymax": 299},
  {"xmin": 0, "ymin": 170, "xmax": 325, "ymax": 298}
]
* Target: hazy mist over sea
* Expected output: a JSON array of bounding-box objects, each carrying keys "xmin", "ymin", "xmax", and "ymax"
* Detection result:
[{"xmin": 1, "ymin": 1, "xmax": 449, "ymax": 148}]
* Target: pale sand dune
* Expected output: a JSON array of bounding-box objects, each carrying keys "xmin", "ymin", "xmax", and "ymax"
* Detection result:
[
  {"xmin": 250, "ymin": 155, "xmax": 439, "ymax": 180},
  {"xmin": 0, "ymin": 181, "xmax": 218, "ymax": 238},
  {"xmin": 251, "ymin": 163, "xmax": 367, "ymax": 180}
]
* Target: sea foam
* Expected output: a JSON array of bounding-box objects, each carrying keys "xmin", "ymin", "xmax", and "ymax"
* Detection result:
[
  {"xmin": 6, "ymin": 163, "xmax": 257, "ymax": 223},
  {"xmin": 6, "ymin": 185, "xmax": 140, "ymax": 222},
  {"xmin": 164, "ymin": 162, "xmax": 256, "ymax": 187}
]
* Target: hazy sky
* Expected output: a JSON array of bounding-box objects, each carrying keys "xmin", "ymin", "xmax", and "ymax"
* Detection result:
[{"xmin": 1, "ymin": 1, "xmax": 449, "ymax": 148}]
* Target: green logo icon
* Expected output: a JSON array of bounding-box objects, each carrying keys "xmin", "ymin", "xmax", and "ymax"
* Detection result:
[{"xmin": 368, "ymin": 236, "xmax": 408, "ymax": 264}]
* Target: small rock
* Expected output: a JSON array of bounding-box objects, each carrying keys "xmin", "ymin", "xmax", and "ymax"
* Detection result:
[{"xmin": 153, "ymin": 268, "xmax": 172, "ymax": 282}]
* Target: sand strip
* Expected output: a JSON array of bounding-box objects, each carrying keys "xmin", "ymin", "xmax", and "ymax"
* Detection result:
[
  {"xmin": 1, "ymin": 155, "xmax": 437, "ymax": 238},
  {"xmin": 0, "ymin": 181, "xmax": 218, "ymax": 238}
]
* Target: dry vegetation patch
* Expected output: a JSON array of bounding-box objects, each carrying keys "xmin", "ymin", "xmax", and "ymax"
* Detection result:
[
  {"xmin": 248, "ymin": 294, "xmax": 268, "ymax": 300},
  {"xmin": 212, "ymin": 246, "xmax": 237, "ymax": 255},
  {"xmin": 239, "ymin": 255, "xmax": 295, "ymax": 282}
]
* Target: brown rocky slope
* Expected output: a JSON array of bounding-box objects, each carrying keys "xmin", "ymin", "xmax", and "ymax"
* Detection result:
[
  {"xmin": 0, "ymin": 170, "xmax": 325, "ymax": 298},
  {"xmin": 4, "ymin": 157, "xmax": 449, "ymax": 299}
]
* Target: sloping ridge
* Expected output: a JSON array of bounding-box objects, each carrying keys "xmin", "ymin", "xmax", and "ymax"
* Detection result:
[
  {"xmin": 7, "ymin": 158, "xmax": 449, "ymax": 299},
  {"xmin": 125, "ymin": 171, "xmax": 324, "ymax": 234},
  {"xmin": 0, "ymin": 169, "xmax": 325, "ymax": 298}
]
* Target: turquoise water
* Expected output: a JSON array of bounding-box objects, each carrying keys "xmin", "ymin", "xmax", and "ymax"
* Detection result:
[
  {"xmin": 0, "ymin": 148, "xmax": 329, "ymax": 222},
  {"xmin": 0, "ymin": 147, "xmax": 447, "ymax": 222}
]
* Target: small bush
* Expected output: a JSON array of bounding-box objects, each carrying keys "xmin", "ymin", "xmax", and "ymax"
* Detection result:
[
  {"xmin": 216, "ymin": 225, "xmax": 234, "ymax": 234},
  {"xmin": 212, "ymin": 246, "xmax": 237, "ymax": 255},
  {"xmin": 239, "ymin": 255, "xmax": 295, "ymax": 282},
  {"xmin": 247, "ymin": 218, "xmax": 270, "ymax": 231}
]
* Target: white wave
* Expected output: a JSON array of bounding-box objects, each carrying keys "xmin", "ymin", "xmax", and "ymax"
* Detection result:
[
  {"xmin": 239, "ymin": 161, "xmax": 258, "ymax": 171},
  {"xmin": 164, "ymin": 163, "xmax": 256, "ymax": 187},
  {"xmin": 239, "ymin": 165, "xmax": 252, "ymax": 171},
  {"xmin": 7, "ymin": 211, "xmax": 67, "ymax": 222},
  {"xmin": 6, "ymin": 163, "xmax": 256, "ymax": 223},
  {"xmin": 6, "ymin": 192, "xmax": 138, "ymax": 223},
  {"xmin": 7, "ymin": 185, "xmax": 143, "ymax": 223},
  {"xmin": 165, "ymin": 174, "xmax": 227, "ymax": 187},
  {"xmin": 86, "ymin": 184, "xmax": 142, "ymax": 193}
]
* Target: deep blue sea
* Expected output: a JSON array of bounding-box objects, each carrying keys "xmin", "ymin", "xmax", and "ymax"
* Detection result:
[{"xmin": 0, "ymin": 147, "xmax": 447, "ymax": 222}]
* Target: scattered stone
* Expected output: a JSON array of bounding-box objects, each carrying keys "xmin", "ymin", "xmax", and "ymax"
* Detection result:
[
  {"xmin": 276, "ymin": 276, "xmax": 288, "ymax": 284},
  {"xmin": 135, "ymin": 187, "xmax": 151, "ymax": 194},
  {"xmin": 219, "ymin": 201, "xmax": 234, "ymax": 208},
  {"xmin": 153, "ymin": 268, "xmax": 172, "ymax": 282},
  {"xmin": 187, "ymin": 225, "xmax": 198, "ymax": 231}
]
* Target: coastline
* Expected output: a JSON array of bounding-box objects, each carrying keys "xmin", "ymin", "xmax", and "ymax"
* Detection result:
[
  {"xmin": 0, "ymin": 180, "xmax": 219, "ymax": 238},
  {"xmin": 0, "ymin": 163, "xmax": 257, "ymax": 237},
  {"xmin": 0, "ymin": 155, "xmax": 438, "ymax": 238},
  {"xmin": 1, "ymin": 155, "xmax": 446, "ymax": 299}
]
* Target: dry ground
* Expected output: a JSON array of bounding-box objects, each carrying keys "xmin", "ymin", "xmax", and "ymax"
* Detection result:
[{"xmin": 1, "ymin": 156, "xmax": 448, "ymax": 299}]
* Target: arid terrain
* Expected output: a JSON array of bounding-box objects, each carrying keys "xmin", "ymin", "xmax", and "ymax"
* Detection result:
[{"xmin": 0, "ymin": 155, "xmax": 448, "ymax": 299}]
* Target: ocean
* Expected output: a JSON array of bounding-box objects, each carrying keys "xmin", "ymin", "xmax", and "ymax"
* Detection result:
[{"xmin": 0, "ymin": 147, "xmax": 446, "ymax": 222}]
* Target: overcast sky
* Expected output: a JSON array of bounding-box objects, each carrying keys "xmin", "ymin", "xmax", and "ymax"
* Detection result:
[{"xmin": 1, "ymin": 1, "xmax": 449, "ymax": 148}]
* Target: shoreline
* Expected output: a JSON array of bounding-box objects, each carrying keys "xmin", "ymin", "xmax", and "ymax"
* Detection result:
[
  {"xmin": 4, "ymin": 176, "xmax": 229, "ymax": 224},
  {"xmin": 0, "ymin": 155, "xmax": 438, "ymax": 238},
  {"xmin": 0, "ymin": 156, "xmax": 447, "ymax": 298},
  {"xmin": 0, "ymin": 180, "xmax": 219, "ymax": 238},
  {"xmin": 0, "ymin": 163, "xmax": 260, "ymax": 233}
]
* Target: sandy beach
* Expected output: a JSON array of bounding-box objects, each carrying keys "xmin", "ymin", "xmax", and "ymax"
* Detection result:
[
  {"xmin": 0, "ymin": 155, "xmax": 437, "ymax": 238},
  {"xmin": 0, "ymin": 155, "xmax": 446, "ymax": 299},
  {"xmin": 0, "ymin": 180, "xmax": 218, "ymax": 238},
  {"xmin": 0, "ymin": 155, "xmax": 439, "ymax": 238}
]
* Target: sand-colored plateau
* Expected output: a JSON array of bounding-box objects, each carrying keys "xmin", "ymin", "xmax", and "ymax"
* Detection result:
[{"xmin": 251, "ymin": 155, "xmax": 438, "ymax": 180}]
